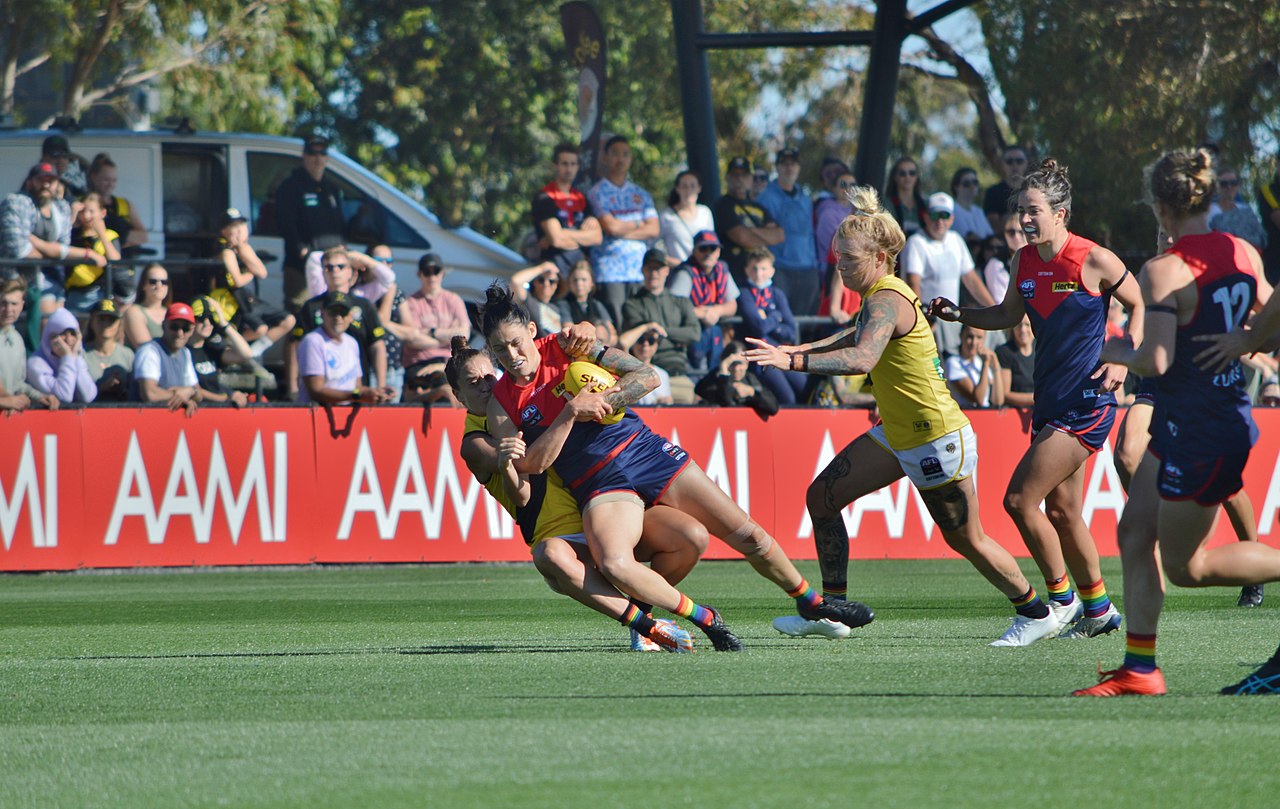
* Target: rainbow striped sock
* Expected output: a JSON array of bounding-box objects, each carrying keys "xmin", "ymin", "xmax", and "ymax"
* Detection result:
[
  {"xmin": 1010, "ymin": 586, "xmax": 1051, "ymax": 620},
  {"xmin": 620, "ymin": 603, "xmax": 657, "ymax": 636},
  {"xmin": 1079, "ymin": 578, "xmax": 1113, "ymax": 619},
  {"xmin": 1046, "ymin": 574, "xmax": 1074, "ymax": 606},
  {"xmin": 1124, "ymin": 632, "xmax": 1157, "ymax": 673},
  {"xmin": 787, "ymin": 579, "xmax": 823, "ymax": 611},
  {"xmin": 674, "ymin": 594, "xmax": 714, "ymax": 629},
  {"xmin": 821, "ymin": 584, "xmax": 847, "ymax": 602}
]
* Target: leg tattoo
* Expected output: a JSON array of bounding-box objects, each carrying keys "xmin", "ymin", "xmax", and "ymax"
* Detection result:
[{"xmin": 922, "ymin": 485, "xmax": 969, "ymax": 533}]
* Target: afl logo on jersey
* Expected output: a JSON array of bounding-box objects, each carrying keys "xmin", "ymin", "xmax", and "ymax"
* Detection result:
[
  {"xmin": 520, "ymin": 404, "xmax": 543, "ymax": 427},
  {"xmin": 919, "ymin": 456, "xmax": 944, "ymax": 479},
  {"xmin": 661, "ymin": 441, "xmax": 688, "ymax": 462},
  {"xmin": 1052, "ymin": 281, "xmax": 1078, "ymax": 293},
  {"xmin": 1019, "ymin": 279, "xmax": 1036, "ymax": 299}
]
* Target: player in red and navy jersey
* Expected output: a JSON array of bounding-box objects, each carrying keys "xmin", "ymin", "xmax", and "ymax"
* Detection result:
[
  {"xmin": 1075, "ymin": 148, "xmax": 1280, "ymax": 696},
  {"xmin": 932, "ymin": 159, "xmax": 1144, "ymax": 642},
  {"xmin": 480, "ymin": 284, "xmax": 874, "ymax": 650},
  {"xmin": 531, "ymin": 143, "xmax": 602, "ymax": 274}
]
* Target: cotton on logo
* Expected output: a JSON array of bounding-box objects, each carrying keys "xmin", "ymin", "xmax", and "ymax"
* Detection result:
[
  {"xmin": 0, "ymin": 435, "xmax": 57, "ymax": 551},
  {"xmin": 104, "ymin": 431, "xmax": 288, "ymax": 545}
]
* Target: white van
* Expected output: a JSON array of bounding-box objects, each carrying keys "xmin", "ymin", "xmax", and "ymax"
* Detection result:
[{"xmin": 0, "ymin": 128, "xmax": 523, "ymax": 305}]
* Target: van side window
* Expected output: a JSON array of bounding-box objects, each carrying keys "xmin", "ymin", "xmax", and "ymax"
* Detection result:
[{"xmin": 247, "ymin": 151, "xmax": 428, "ymax": 249}]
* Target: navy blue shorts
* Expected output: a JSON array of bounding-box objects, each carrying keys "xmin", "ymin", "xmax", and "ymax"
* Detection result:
[
  {"xmin": 568, "ymin": 425, "xmax": 693, "ymax": 508},
  {"xmin": 1033, "ymin": 405, "xmax": 1116, "ymax": 453},
  {"xmin": 1148, "ymin": 440, "xmax": 1250, "ymax": 506}
]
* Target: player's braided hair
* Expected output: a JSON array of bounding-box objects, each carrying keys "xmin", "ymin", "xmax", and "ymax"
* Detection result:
[
  {"xmin": 444, "ymin": 335, "xmax": 481, "ymax": 394},
  {"xmin": 1147, "ymin": 148, "xmax": 1215, "ymax": 217},
  {"xmin": 477, "ymin": 281, "xmax": 533, "ymax": 339},
  {"xmin": 832, "ymin": 185, "xmax": 906, "ymax": 270},
  {"xmin": 1017, "ymin": 159, "xmax": 1073, "ymax": 224}
]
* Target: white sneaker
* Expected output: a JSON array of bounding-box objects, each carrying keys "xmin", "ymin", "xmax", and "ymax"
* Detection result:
[
  {"xmin": 1059, "ymin": 604, "xmax": 1122, "ymax": 638},
  {"xmin": 771, "ymin": 615, "xmax": 852, "ymax": 639},
  {"xmin": 989, "ymin": 612, "xmax": 1060, "ymax": 647},
  {"xmin": 1049, "ymin": 594, "xmax": 1083, "ymax": 632}
]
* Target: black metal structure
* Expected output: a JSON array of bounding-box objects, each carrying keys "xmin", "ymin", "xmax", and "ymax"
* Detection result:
[{"xmin": 671, "ymin": 0, "xmax": 981, "ymax": 197}]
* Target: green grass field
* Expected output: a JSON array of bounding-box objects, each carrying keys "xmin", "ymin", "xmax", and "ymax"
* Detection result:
[{"xmin": 2, "ymin": 559, "xmax": 1279, "ymax": 808}]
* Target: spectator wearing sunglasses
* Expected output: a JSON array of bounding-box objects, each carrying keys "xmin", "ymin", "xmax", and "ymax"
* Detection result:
[
  {"xmin": 1210, "ymin": 167, "xmax": 1266, "ymax": 251},
  {"xmin": 901, "ymin": 193, "xmax": 995, "ymax": 357},
  {"xmin": 507, "ymin": 261, "xmax": 564, "ymax": 337},
  {"xmin": 123, "ymin": 262, "xmax": 172, "ymax": 349},
  {"xmin": 884, "ymin": 157, "xmax": 928, "ymax": 238},
  {"xmin": 984, "ymin": 145, "xmax": 1029, "ymax": 233},
  {"xmin": 950, "ymin": 167, "xmax": 993, "ymax": 242}
]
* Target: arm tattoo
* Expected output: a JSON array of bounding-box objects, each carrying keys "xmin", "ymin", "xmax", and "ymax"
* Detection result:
[
  {"xmin": 806, "ymin": 296, "xmax": 897, "ymax": 375},
  {"xmin": 595, "ymin": 345, "xmax": 659, "ymax": 410}
]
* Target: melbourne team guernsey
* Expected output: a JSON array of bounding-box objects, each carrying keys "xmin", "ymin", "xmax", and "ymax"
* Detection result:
[
  {"xmin": 861, "ymin": 274, "xmax": 968, "ymax": 450},
  {"xmin": 491, "ymin": 335, "xmax": 645, "ymax": 492},
  {"xmin": 463, "ymin": 412, "xmax": 582, "ymax": 545},
  {"xmin": 1015, "ymin": 233, "xmax": 1116, "ymax": 422},
  {"xmin": 1151, "ymin": 232, "xmax": 1258, "ymax": 454}
]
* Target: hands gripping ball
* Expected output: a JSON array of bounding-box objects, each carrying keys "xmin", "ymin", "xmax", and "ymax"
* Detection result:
[{"xmin": 564, "ymin": 361, "xmax": 624, "ymax": 424}]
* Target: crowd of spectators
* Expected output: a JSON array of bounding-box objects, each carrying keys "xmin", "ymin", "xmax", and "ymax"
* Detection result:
[{"xmin": 4, "ymin": 131, "xmax": 1279, "ymax": 414}]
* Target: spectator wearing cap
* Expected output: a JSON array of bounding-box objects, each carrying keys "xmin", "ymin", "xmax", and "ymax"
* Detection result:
[
  {"xmin": 901, "ymin": 192, "xmax": 994, "ymax": 357},
  {"xmin": 132, "ymin": 303, "xmax": 203, "ymax": 413},
  {"xmin": 658, "ymin": 169, "xmax": 716, "ymax": 265},
  {"xmin": 187, "ymin": 296, "xmax": 254, "ymax": 408},
  {"xmin": 588, "ymin": 135, "xmax": 660, "ymax": 324},
  {"xmin": 213, "ymin": 207, "xmax": 295, "ymax": 358},
  {"xmin": 0, "ymin": 277, "xmax": 58, "ymax": 411},
  {"xmin": 755, "ymin": 147, "xmax": 820, "ymax": 315},
  {"xmin": 812, "ymin": 157, "xmax": 851, "ymax": 255},
  {"xmin": 288, "ymin": 246, "xmax": 388, "ymax": 399},
  {"xmin": 1, "ymin": 162, "xmax": 97, "ymax": 315},
  {"xmin": 26, "ymin": 307, "xmax": 96, "ymax": 404},
  {"xmin": 531, "ymin": 143, "xmax": 602, "ymax": 275},
  {"xmin": 40, "ymin": 135, "xmax": 87, "ymax": 198},
  {"xmin": 64, "ymin": 192, "xmax": 122, "ymax": 314},
  {"xmin": 297, "ymin": 292, "xmax": 393, "ymax": 405},
  {"xmin": 620, "ymin": 248, "xmax": 701, "ymax": 404},
  {"xmin": 83, "ymin": 298, "xmax": 134, "ymax": 402},
  {"xmin": 712, "ymin": 156, "xmax": 784, "ymax": 286},
  {"xmin": 630, "ymin": 329, "xmax": 673, "ymax": 406},
  {"xmin": 274, "ymin": 134, "xmax": 346, "ymax": 312},
  {"xmin": 400, "ymin": 252, "xmax": 471, "ymax": 367},
  {"xmin": 669, "ymin": 230, "xmax": 738, "ymax": 376}
]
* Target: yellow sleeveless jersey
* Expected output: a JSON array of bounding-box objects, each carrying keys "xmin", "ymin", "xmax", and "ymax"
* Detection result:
[
  {"xmin": 859, "ymin": 274, "xmax": 969, "ymax": 450},
  {"xmin": 463, "ymin": 413, "xmax": 582, "ymax": 545}
]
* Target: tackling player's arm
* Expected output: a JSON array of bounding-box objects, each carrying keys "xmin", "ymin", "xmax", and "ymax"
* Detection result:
[{"xmin": 460, "ymin": 431, "xmax": 531, "ymax": 507}]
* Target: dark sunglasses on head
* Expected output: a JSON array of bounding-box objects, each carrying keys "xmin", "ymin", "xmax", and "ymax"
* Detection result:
[
  {"xmin": 695, "ymin": 244, "xmax": 718, "ymax": 252},
  {"xmin": 375, "ymin": 256, "xmax": 393, "ymax": 264},
  {"xmin": 534, "ymin": 275, "xmax": 558, "ymax": 285},
  {"xmin": 929, "ymin": 211, "xmax": 952, "ymax": 221},
  {"xmin": 637, "ymin": 336, "xmax": 658, "ymax": 345},
  {"xmin": 837, "ymin": 181, "xmax": 856, "ymax": 189},
  {"xmin": 146, "ymin": 277, "xmax": 169, "ymax": 285},
  {"xmin": 323, "ymin": 263, "xmax": 349, "ymax": 271},
  {"xmin": 959, "ymin": 179, "xmax": 979, "ymax": 187},
  {"xmin": 1004, "ymin": 156, "xmax": 1027, "ymax": 165},
  {"xmin": 304, "ymin": 148, "xmax": 328, "ymax": 157},
  {"xmin": 420, "ymin": 265, "xmax": 444, "ymax": 275},
  {"xmin": 897, "ymin": 169, "xmax": 918, "ymax": 177},
  {"xmin": 166, "ymin": 321, "xmax": 193, "ymax": 332}
]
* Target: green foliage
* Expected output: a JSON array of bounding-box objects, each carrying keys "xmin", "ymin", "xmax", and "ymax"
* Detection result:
[{"xmin": 981, "ymin": 0, "xmax": 1280, "ymax": 249}]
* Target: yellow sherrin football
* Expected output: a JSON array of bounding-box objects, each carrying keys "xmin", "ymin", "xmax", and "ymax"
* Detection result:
[{"xmin": 564, "ymin": 361, "xmax": 624, "ymax": 424}]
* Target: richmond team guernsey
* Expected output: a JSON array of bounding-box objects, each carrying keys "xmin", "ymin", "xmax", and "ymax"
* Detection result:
[
  {"xmin": 1015, "ymin": 233, "xmax": 1116, "ymax": 422},
  {"xmin": 861, "ymin": 274, "xmax": 968, "ymax": 450}
]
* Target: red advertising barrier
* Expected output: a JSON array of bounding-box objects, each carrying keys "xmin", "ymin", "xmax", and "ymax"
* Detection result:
[{"xmin": 3, "ymin": 406, "xmax": 1279, "ymax": 571}]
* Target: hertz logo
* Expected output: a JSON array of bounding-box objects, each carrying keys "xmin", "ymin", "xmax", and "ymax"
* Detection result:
[{"xmin": 1052, "ymin": 281, "xmax": 1078, "ymax": 292}]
